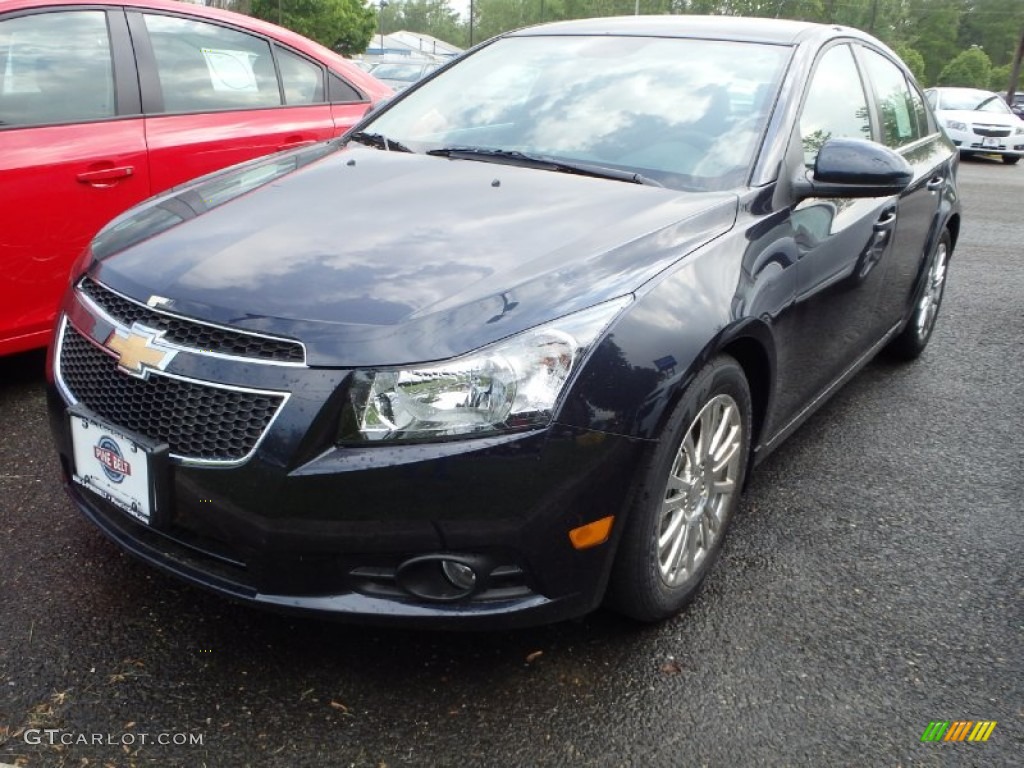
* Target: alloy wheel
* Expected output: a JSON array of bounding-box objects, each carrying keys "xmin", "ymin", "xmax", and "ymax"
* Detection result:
[{"xmin": 657, "ymin": 394, "xmax": 743, "ymax": 587}]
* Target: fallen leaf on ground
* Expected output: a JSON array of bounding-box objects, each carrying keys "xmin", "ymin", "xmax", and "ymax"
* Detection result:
[{"xmin": 660, "ymin": 660, "xmax": 683, "ymax": 675}]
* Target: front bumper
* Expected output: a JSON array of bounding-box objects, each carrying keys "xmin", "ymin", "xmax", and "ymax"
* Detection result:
[
  {"xmin": 946, "ymin": 127, "xmax": 1024, "ymax": 157},
  {"xmin": 47, "ymin": 283, "xmax": 648, "ymax": 629}
]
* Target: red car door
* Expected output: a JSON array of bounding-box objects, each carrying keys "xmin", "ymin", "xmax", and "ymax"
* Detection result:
[
  {"xmin": 132, "ymin": 11, "xmax": 350, "ymax": 192},
  {"xmin": 0, "ymin": 8, "xmax": 149, "ymax": 356}
]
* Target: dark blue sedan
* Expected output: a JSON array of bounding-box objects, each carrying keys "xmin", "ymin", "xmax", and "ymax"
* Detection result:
[{"xmin": 48, "ymin": 15, "xmax": 960, "ymax": 628}]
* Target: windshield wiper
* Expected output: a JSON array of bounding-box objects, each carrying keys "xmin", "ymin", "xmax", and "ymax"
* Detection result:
[
  {"xmin": 426, "ymin": 147, "xmax": 663, "ymax": 187},
  {"xmin": 975, "ymin": 96, "xmax": 1000, "ymax": 110},
  {"xmin": 348, "ymin": 131, "xmax": 414, "ymax": 153}
]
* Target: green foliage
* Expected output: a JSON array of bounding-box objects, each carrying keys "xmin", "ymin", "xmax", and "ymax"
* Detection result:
[
  {"xmin": 250, "ymin": 0, "xmax": 376, "ymax": 54},
  {"xmin": 938, "ymin": 46, "xmax": 993, "ymax": 88},
  {"xmin": 246, "ymin": 0, "xmax": 1024, "ymax": 94},
  {"xmin": 989, "ymin": 63, "xmax": 1011, "ymax": 92},
  {"xmin": 895, "ymin": 45, "xmax": 927, "ymax": 85},
  {"xmin": 957, "ymin": 0, "xmax": 1024, "ymax": 68}
]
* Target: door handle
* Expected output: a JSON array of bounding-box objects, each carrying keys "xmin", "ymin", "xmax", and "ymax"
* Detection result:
[
  {"xmin": 873, "ymin": 209, "xmax": 898, "ymax": 232},
  {"xmin": 926, "ymin": 176, "xmax": 944, "ymax": 191},
  {"xmin": 77, "ymin": 166, "xmax": 134, "ymax": 186}
]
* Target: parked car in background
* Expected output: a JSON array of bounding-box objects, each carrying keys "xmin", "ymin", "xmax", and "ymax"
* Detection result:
[
  {"xmin": 0, "ymin": 0, "xmax": 391, "ymax": 357},
  {"xmin": 49, "ymin": 16, "xmax": 959, "ymax": 629},
  {"xmin": 926, "ymin": 86, "xmax": 1024, "ymax": 164},
  {"xmin": 999, "ymin": 90, "xmax": 1024, "ymax": 119},
  {"xmin": 369, "ymin": 59, "xmax": 440, "ymax": 91}
]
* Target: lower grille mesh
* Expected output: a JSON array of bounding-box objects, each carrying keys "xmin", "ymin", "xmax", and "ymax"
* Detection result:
[{"xmin": 59, "ymin": 325, "xmax": 284, "ymax": 462}]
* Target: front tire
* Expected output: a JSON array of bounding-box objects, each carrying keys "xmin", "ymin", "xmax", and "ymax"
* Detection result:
[
  {"xmin": 606, "ymin": 355, "xmax": 751, "ymax": 623},
  {"xmin": 1002, "ymin": 155, "xmax": 1020, "ymax": 165},
  {"xmin": 885, "ymin": 229, "xmax": 951, "ymax": 360}
]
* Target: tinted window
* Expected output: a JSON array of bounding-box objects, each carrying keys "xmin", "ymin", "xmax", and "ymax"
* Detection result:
[
  {"xmin": 907, "ymin": 83, "xmax": 933, "ymax": 136},
  {"xmin": 861, "ymin": 49, "xmax": 921, "ymax": 148},
  {"xmin": 799, "ymin": 44, "xmax": 871, "ymax": 166},
  {"xmin": 144, "ymin": 14, "xmax": 280, "ymax": 113},
  {"xmin": 0, "ymin": 11, "xmax": 114, "ymax": 126},
  {"xmin": 328, "ymin": 73, "xmax": 361, "ymax": 103},
  {"xmin": 276, "ymin": 46, "xmax": 324, "ymax": 105}
]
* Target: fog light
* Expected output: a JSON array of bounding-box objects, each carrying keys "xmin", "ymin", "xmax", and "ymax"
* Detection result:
[
  {"xmin": 441, "ymin": 560, "xmax": 477, "ymax": 590},
  {"xmin": 396, "ymin": 555, "xmax": 483, "ymax": 601}
]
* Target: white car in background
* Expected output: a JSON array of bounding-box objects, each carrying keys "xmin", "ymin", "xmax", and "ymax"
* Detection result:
[
  {"xmin": 926, "ymin": 87, "xmax": 1024, "ymax": 165},
  {"xmin": 368, "ymin": 59, "xmax": 440, "ymax": 91}
]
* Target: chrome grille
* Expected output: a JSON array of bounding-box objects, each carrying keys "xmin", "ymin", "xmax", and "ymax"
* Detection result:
[
  {"xmin": 58, "ymin": 324, "xmax": 285, "ymax": 463},
  {"xmin": 972, "ymin": 125, "xmax": 1011, "ymax": 138},
  {"xmin": 78, "ymin": 279, "xmax": 305, "ymax": 364}
]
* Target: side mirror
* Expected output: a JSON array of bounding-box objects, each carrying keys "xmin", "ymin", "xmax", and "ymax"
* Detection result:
[{"xmin": 792, "ymin": 138, "xmax": 913, "ymax": 200}]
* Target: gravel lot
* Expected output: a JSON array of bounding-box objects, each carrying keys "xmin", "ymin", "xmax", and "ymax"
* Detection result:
[{"xmin": 0, "ymin": 157, "xmax": 1021, "ymax": 768}]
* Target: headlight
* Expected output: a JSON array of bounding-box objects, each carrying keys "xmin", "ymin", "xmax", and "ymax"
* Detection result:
[
  {"xmin": 342, "ymin": 297, "xmax": 631, "ymax": 442},
  {"xmin": 945, "ymin": 120, "xmax": 967, "ymax": 132}
]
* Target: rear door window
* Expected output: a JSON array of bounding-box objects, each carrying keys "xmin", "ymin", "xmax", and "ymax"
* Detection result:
[
  {"xmin": 860, "ymin": 48, "xmax": 922, "ymax": 148},
  {"xmin": 143, "ymin": 14, "xmax": 280, "ymax": 113}
]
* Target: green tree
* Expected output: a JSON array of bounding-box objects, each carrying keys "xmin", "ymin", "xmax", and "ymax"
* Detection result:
[
  {"xmin": 250, "ymin": 0, "xmax": 376, "ymax": 54},
  {"xmin": 937, "ymin": 46, "xmax": 992, "ymax": 87},
  {"xmin": 891, "ymin": 0, "xmax": 964, "ymax": 86},
  {"xmin": 989, "ymin": 63, "xmax": 1011, "ymax": 91},
  {"xmin": 894, "ymin": 44, "xmax": 927, "ymax": 84},
  {"xmin": 958, "ymin": 0, "xmax": 1024, "ymax": 68}
]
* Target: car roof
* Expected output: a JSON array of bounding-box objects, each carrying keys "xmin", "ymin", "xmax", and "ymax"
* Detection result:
[
  {"xmin": 509, "ymin": 14, "xmax": 859, "ymax": 46},
  {"xmin": 2, "ymin": 0, "xmax": 390, "ymax": 99}
]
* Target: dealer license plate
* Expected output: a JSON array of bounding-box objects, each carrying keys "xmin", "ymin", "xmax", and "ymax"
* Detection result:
[
  {"xmin": 71, "ymin": 412, "xmax": 153, "ymax": 524},
  {"xmin": 982, "ymin": 137, "xmax": 1000, "ymax": 148}
]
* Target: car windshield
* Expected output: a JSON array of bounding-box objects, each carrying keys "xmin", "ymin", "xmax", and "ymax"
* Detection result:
[
  {"xmin": 361, "ymin": 34, "xmax": 791, "ymax": 192},
  {"xmin": 938, "ymin": 89, "xmax": 1013, "ymax": 114},
  {"xmin": 372, "ymin": 62, "xmax": 432, "ymax": 82}
]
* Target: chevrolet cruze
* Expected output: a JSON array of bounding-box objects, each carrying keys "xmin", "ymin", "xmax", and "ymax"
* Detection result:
[
  {"xmin": 48, "ymin": 16, "xmax": 960, "ymax": 628},
  {"xmin": 926, "ymin": 86, "xmax": 1024, "ymax": 164}
]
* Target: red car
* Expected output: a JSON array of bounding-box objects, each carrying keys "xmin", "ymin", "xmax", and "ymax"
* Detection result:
[{"xmin": 0, "ymin": 0, "xmax": 390, "ymax": 356}]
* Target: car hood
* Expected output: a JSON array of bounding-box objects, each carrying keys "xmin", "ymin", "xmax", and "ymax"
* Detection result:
[{"xmin": 91, "ymin": 144, "xmax": 737, "ymax": 366}]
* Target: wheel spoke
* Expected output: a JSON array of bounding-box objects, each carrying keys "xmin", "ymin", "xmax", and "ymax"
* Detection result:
[
  {"xmin": 712, "ymin": 477, "xmax": 735, "ymax": 495},
  {"xmin": 658, "ymin": 508, "xmax": 685, "ymax": 550},
  {"xmin": 697, "ymin": 406, "xmax": 714, "ymax": 462},
  {"xmin": 664, "ymin": 522, "xmax": 688, "ymax": 581},
  {"xmin": 664, "ymin": 472, "xmax": 687, "ymax": 494},
  {"xmin": 681, "ymin": 432, "xmax": 698, "ymax": 473},
  {"xmin": 699, "ymin": 512, "xmax": 712, "ymax": 551},
  {"xmin": 711, "ymin": 425, "xmax": 740, "ymax": 472},
  {"xmin": 708, "ymin": 403, "xmax": 733, "ymax": 457},
  {"xmin": 683, "ymin": 517, "xmax": 700, "ymax": 571}
]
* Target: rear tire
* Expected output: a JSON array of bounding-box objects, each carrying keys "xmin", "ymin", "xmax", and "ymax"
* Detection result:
[
  {"xmin": 606, "ymin": 355, "xmax": 751, "ymax": 623},
  {"xmin": 886, "ymin": 230, "xmax": 951, "ymax": 360}
]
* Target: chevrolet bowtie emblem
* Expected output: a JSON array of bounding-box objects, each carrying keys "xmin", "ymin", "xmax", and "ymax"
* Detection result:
[{"xmin": 105, "ymin": 325, "xmax": 178, "ymax": 378}]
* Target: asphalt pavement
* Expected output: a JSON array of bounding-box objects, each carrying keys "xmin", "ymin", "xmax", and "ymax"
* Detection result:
[{"xmin": 0, "ymin": 157, "xmax": 1021, "ymax": 767}]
